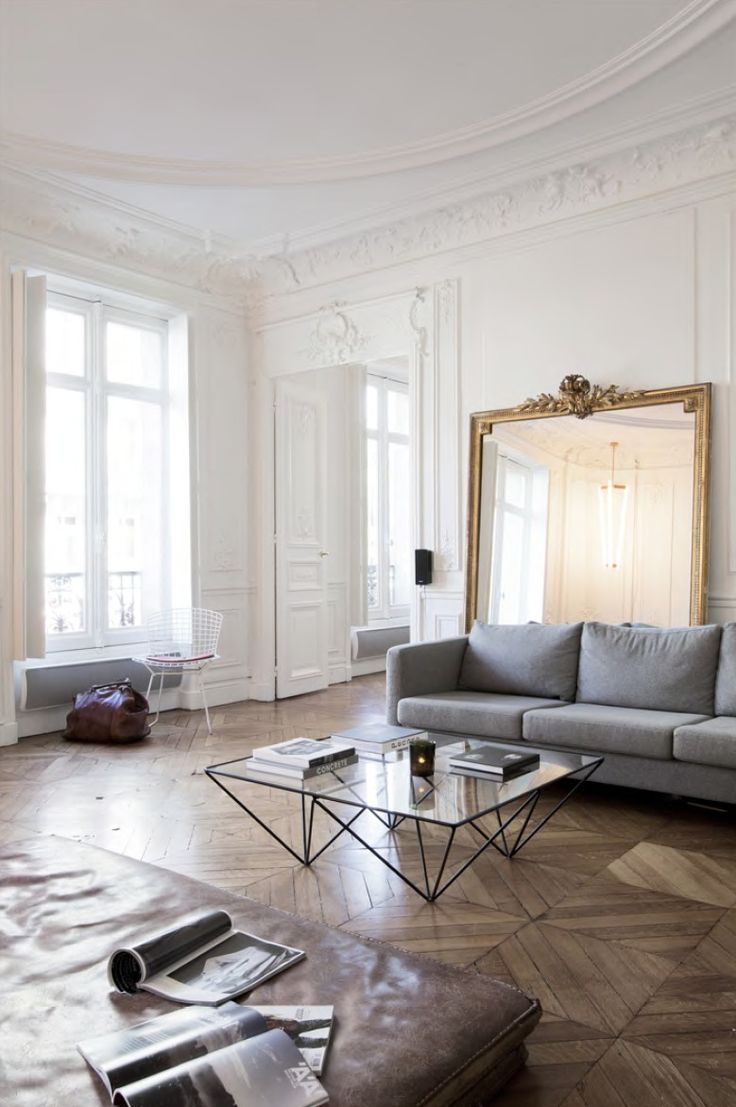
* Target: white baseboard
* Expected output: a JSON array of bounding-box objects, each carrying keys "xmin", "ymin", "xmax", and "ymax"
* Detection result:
[
  {"xmin": 0, "ymin": 721, "xmax": 19, "ymax": 746},
  {"xmin": 328, "ymin": 662, "xmax": 351, "ymax": 685},
  {"xmin": 248, "ymin": 677, "xmax": 276, "ymax": 701},
  {"xmin": 351, "ymin": 657, "xmax": 387, "ymax": 676},
  {"xmin": 177, "ymin": 678, "xmax": 249, "ymax": 711}
]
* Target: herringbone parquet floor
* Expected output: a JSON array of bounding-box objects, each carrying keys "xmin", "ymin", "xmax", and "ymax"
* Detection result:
[{"xmin": 2, "ymin": 674, "xmax": 735, "ymax": 1106}]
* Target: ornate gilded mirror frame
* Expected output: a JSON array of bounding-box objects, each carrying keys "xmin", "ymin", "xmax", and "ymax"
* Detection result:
[{"xmin": 465, "ymin": 376, "xmax": 712, "ymax": 630}]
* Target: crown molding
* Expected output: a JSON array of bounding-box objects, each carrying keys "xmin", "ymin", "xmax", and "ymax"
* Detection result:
[
  {"xmin": 245, "ymin": 85, "xmax": 736, "ymax": 259},
  {"xmin": 257, "ymin": 112, "xmax": 736, "ymax": 296},
  {"xmin": 2, "ymin": 110, "xmax": 736, "ymax": 311},
  {"xmin": 0, "ymin": 167, "xmax": 258, "ymax": 309},
  {"xmin": 1, "ymin": 0, "xmax": 733, "ymax": 186}
]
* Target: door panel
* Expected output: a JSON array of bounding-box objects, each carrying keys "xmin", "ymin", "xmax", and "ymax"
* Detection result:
[{"xmin": 275, "ymin": 379, "xmax": 329, "ymax": 697}]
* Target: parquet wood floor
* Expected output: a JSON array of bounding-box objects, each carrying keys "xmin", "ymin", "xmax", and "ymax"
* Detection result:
[{"xmin": 2, "ymin": 673, "xmax": 735, "ymax": 1106}]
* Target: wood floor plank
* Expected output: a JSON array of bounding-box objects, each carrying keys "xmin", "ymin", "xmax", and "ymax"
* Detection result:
[{"xmin": 1, "ymin": 673, "xmax": 734, "ymax": 1107}]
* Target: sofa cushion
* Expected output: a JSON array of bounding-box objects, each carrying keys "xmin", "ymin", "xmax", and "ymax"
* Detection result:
[
  {"xmin": 397, "ymin": 691, "xmax": 568, "ymax": 740},
  {"xmin": 715, "ymin": 623, "xmax": 736, "ymax": 716},
  {"xmin": 576, "ymin": 622, "xmax": 722, "ymax": 715},
  {"xmin": 458, "ymin": 621, "xmax": 583, "ymax": 701},
  {"xmin": 523, "ymin": 702, "xmax": 709, "ymax": 759},
  {"xmin": 674, "ymin": 716, "xmax": 736, "ymax": 770}
]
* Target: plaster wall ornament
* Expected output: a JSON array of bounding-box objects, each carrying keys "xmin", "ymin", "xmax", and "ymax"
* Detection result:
[
  {"xmin": 519, "ymin": 375, "xmax": 645, "ymax": 419},
  {"xmin": 305, "ymin": 301, "xmax": 369, "ymax": 365},
  {"xmin": 257, "ymin": 114, "xmax": 736, "ymax": 296},
  {"xmin": 0, "ymin": 167, "xmax": 259, "ymax": 309},
  {"xmin": 409, "ymin": 287, "xmax": 430, "ymax": 360},
  {"xmin": 2, "ymin": 113, "xmax": 736, "ymax": 309}
]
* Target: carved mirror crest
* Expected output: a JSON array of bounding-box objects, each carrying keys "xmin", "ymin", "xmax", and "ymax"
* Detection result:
[{"xmin": 465, "ymin": 377, "xmax": 711, "ymax": 629}]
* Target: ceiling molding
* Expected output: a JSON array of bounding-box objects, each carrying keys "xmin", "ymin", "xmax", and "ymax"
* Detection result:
[
  {"xmin": 2, "ymin": 110, "xmax": 735, "ymax": 311},
  {"xmin": 0, "ymin": 167, "xmax": 258, "ymax": 309},
  {"xmin": 1, "ymin": 0, "xmax": 733, "ymax": 186},
  {"xmin": 258, "ymin": 112, "xmax": 736, "ymax": 296}
]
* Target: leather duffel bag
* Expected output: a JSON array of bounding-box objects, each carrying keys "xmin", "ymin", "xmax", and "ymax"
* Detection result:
[{"xmin": 63, "ymin": 679, "xmax": 150, "ymax": 743}]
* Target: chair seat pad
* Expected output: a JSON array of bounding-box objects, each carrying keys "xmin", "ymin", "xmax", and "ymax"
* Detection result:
[
  {"xmin": 522, "ymin": 703, "xmax": 709, "ymax": 759},
  {"xmin": 397, "ymin": 691, "xmax": 568, "ymax": 739},
  {"xmin": 674, "ymin": 716, "xmax": 736, "ymax": 770}
]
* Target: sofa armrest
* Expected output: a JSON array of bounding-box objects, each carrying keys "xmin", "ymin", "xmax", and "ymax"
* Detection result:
[{"xmin": 386, "ymin": 636, "xmax": 468, "ymax": 724}]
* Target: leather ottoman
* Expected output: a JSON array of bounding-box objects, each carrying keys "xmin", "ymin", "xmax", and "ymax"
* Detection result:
[{"xmin": 0, "ymin": 837, "xmax": 540, "ymax": 1106}]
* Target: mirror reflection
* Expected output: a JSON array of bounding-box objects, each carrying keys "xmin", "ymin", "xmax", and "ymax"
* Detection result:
[{"xmin": 476, "ymin": 403, "xmax": 695, "ymax": 626}]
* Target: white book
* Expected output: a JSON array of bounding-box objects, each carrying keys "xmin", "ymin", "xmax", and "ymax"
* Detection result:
[
  {"xmin": 331, "ymin": 724, "xmax": 426, "ymax": 755},
  {"xmin": 245, "ymin": 754, "xmax": 358, "ymax": 780},
  {"xmin": 252, "ymin": 736, "xmax": 356, "ymax": 768}
]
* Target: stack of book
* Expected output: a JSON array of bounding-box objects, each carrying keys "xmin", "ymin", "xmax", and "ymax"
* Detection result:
[
  {"xmin": 246, "ymin": 737, "xmax": 358, "ymax": 780},
  {"xmin": 449, "ymin": 746, "xmax": 540, "ymax": 781},
  {"xmin": 331, "ymin": 724, "xmax": 426, "ymax": 760}
]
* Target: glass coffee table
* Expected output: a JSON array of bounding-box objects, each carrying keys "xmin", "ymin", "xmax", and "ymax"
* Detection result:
[{"xmin": 206, "ymin": 734, "xmax": 603, "ymax": 902}]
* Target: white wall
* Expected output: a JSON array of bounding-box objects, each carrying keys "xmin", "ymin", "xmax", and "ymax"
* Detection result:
[
  {"xmin": 546, "ymin": 459, "xmax": 694, "ymax": 626},
  {"xmin": 253, "ymin": 122, "xmax": 736, "ymax": 658}
]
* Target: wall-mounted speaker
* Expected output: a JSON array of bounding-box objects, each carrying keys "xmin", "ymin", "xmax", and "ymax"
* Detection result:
[{"xmin": 415, "ymin": 549, "xmax": 433, "ymax": 586}]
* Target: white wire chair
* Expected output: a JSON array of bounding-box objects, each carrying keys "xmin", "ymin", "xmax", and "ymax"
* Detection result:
[{"xmin": 133, "ymin": 608, "xmax": 223, "ymax": 734}]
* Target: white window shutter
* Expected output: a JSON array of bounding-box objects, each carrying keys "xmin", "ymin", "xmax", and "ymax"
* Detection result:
[
  {"xmin": 11, "ymin": 271, "xmax": 46, "ymax": 659},
  {"xmin": 348, "ymin": 364, "xmax": 368, "ymax": 628}
]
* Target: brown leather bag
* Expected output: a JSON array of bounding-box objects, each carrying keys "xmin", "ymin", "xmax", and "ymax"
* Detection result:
[{"xmin": 63, "ymin": 680, "xmax": 150, "ymax": 743}]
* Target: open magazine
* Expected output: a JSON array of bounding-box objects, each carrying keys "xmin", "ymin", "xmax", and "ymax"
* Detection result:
[
  {"xmin": 108, "ymin": 910, "xmax": 304, "ymax": 1005},
  {"xmin": 79, "ymin": 1003, "xmax": 333, "ymax": 1105}
]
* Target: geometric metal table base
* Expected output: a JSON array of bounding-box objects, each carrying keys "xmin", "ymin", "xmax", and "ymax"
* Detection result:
[{"xmin": 206, "ymin": 756, "xmax": 602, "ymax": 903}]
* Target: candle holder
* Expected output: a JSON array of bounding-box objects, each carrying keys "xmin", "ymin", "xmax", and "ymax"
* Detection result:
[{"xmin": 409, "ymin": 736, "xmax": 436, "ymax": 777}]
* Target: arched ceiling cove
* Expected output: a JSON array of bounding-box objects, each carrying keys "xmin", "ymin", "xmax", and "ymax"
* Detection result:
[{"xmin": 1, "ymin": 0, "xmax": 734, "ymax": 251}]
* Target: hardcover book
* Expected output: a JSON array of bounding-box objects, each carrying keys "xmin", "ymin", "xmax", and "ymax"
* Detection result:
[
  {"xmin": 330, "ymin": 724, "xmax": 426, "ymax": 754},
  {"xmin": 251, "ymin": 737, "xmax": 356, "ymax": 769},
  {"xmin": 449, "ymin": 746, "xmax": 540, "ymax": 778},
  {"xmin": 108, "ymin": 909, "xmax": 304, "ymax": 1005},
  {"xmin": 244, "ymin": 754, "xmax": 358, "ymax": 780},
  {"xmin": 79, "ymin": 1005, "xmax": 329, "ymax": 1106}
]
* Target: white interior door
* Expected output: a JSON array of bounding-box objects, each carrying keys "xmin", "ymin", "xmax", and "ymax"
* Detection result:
[{"xmin": 275, "ymin": 377, "xmax": 329, "ymax": 697}]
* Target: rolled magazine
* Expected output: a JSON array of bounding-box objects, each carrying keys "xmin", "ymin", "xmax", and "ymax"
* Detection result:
[{"xmin": 108, "ymin": 909, "xmax": 304, "ymax": 1005}]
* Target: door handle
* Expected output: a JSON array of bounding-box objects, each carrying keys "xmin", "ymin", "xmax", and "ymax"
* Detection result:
[{"xmin": 319, "ymin": 550, "xmax": 329, "ymax": 558}]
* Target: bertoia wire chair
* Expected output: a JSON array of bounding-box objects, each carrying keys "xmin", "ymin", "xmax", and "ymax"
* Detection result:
[{"xmin": 134, "ymin": 608, "xmax": 223, "ymax": 734}]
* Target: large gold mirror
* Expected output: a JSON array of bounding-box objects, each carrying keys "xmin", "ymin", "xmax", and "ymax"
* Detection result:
[{"xmin": 465, "ymin": 377, "xmax": 711, "ymax": 630}]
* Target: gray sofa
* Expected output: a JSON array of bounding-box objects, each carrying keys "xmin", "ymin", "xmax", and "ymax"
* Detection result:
[{"xmin": 386, "ymin": 620, "xmax": 736, "ymax": 804}]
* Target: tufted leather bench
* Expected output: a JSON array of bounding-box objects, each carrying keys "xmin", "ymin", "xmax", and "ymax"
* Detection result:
[{"xmin": 0, "ymin": 837, "xmax": 540, "ymax": 1106}]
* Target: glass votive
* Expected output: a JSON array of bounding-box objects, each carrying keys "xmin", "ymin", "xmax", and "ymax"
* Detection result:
[{"xmin": 409, "ymin": 737, "xmax": 436, "ymax": 777}]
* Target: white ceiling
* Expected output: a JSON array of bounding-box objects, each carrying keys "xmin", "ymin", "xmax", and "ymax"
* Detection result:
[{"xmin": 1, "ymin": 0, "xmax": 734, "ymax": 253}]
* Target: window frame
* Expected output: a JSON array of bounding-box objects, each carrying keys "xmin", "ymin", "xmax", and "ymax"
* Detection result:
[
  {"xmin": 44, "ymin": 287, "xmax": 172, "ymax": 654},
  {"xmin": 365, "ymin": 373, "xmax": 411, "ymax": 624},
  {"xmin": 489, "ymin": 453, "xmax": 549, "ymax": 625}
]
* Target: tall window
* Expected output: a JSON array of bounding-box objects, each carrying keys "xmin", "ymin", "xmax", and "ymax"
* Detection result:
[
  {"xmin": 44, "ymin": 289, "xmax": 186, "ymax": 652},
  {"xmin": 490, "ymin": 455, "xmax": 548, "ymax": 625},
  {"xmin": 365, "ymin": 374, "xmax": 411, "ymax": 622}
]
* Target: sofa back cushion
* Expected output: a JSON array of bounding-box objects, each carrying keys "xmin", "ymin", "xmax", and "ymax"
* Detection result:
[
  {"xmin": 459, "ymin": 621, "xmax": 582, "ymax": 700},
  {"xmin": 715, "ymin": 623, "xmax": 736, "ymax": 716},
  {"xmin": 577, "ymin": 622, "xmax": 721, "ymax": 715}
]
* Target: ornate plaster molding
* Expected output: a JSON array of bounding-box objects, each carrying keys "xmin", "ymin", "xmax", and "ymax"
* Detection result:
[
  {"xmin": 259, "ymin": 113, "xmax": 736, "ymax": 295},
  {"xmin": 1, "ymin": 0, "xmax": 731, "ymax": 185},
  {"xmin": 304, "ymin": 301, "xmax": 369, "ymax": 365},
  {"xmin": 0, "ymin": 168, "xmax": 258, "ymax": 308}
]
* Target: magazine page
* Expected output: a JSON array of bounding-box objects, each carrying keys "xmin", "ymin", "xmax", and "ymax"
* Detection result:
[
  {"xmin": 108, "ymin": 910, "xmax": 233, "ymax": 994},
  {"xmin": 253, "ymin": 1007, "xmax": 334, "ymax": 1076},
  {"xmin": 78, "ymin": 1002, "xmax": 267, "ymax": 1096},
  {"xmin": 145, "ymin": 930, "xmax": 305, "ymax": 1005},
  {"xmin": 111, "ymin": 1029, "xmax": 329, "ymax": 1107}
]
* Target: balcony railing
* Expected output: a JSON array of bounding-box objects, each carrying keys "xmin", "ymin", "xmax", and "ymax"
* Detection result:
[{"xmin": 45, "ymin": 571, "xmax": 142, "ymax": 634}]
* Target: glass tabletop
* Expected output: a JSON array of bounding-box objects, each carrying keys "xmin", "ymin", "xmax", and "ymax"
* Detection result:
[{"xmin": 206, "ymin": 733, "xmax": 602, "ymax": 827}]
